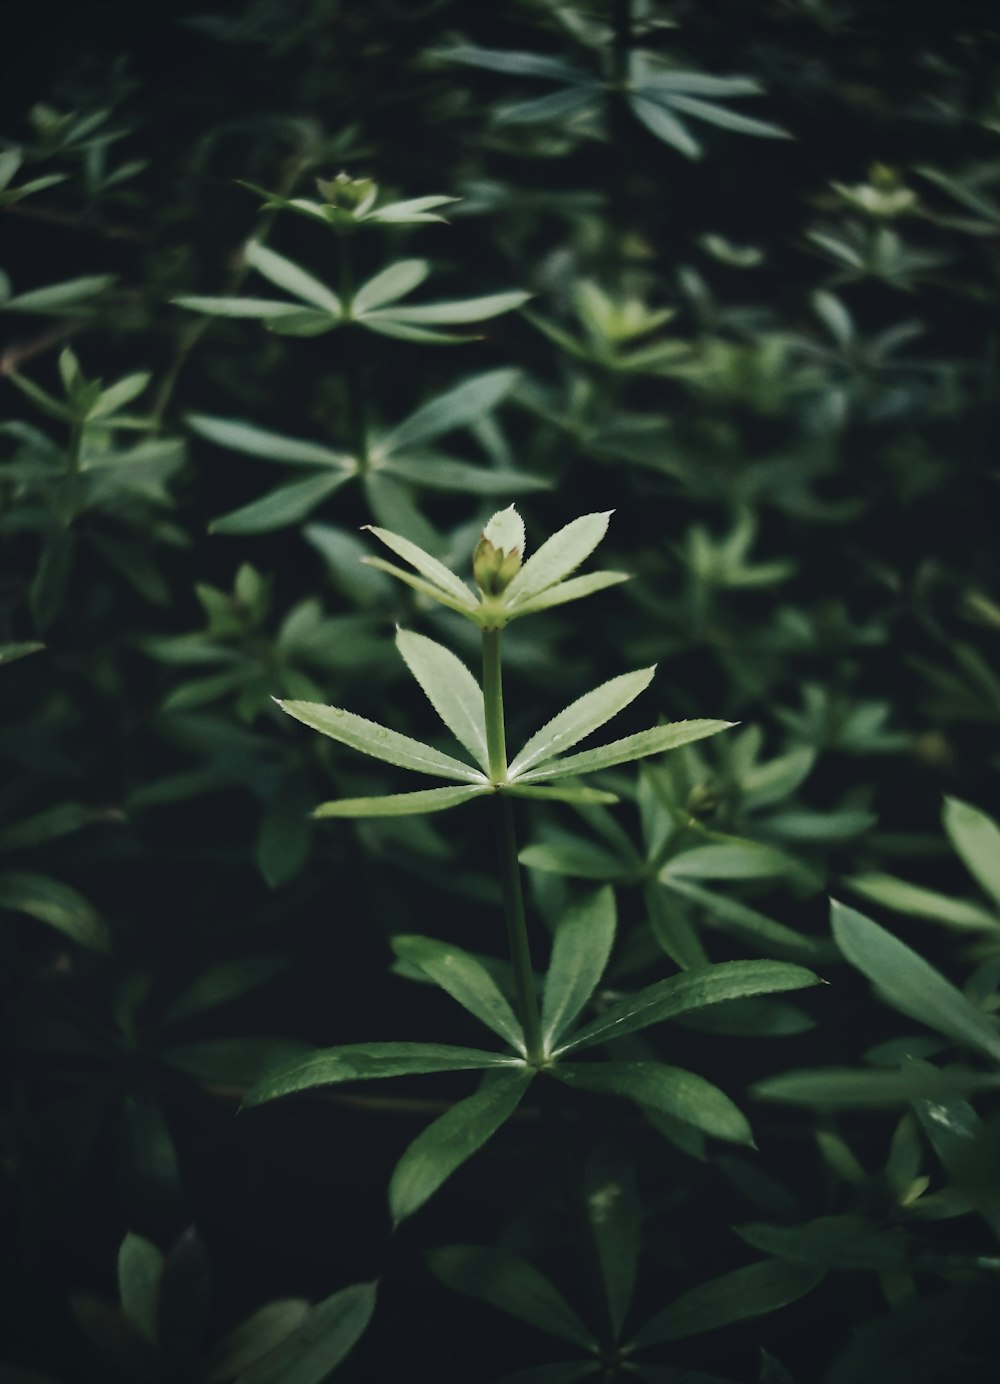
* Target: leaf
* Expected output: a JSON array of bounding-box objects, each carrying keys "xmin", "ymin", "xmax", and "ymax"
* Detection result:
[
  {"xmin": 0, "ymin": 801, "xmax": 118, "ymax": 853},
  {"xmin": 542, "ymin": 886, "xmax": 617, "ymax": 1051},
  {"xmin": 162, "ymin": 955, "xmax": 289, "ymax": 1028},
  {"xmin": 366, "ymin": 290, "xmax": 531, "ymax": 325},
  {"xmin": 278, "ymin": 699, "xmax": 486, "ymax": 783},
  {"xmin": 234, "ymin": 1281, "xmax": 375, "ymax": 1384},
  {"xmin": 381, "ymin": 454, "xmax": 547, "ymax": 496},
  {"xmin": 351, "ymin": 259, "xmax": 429, "ymax": 314},
  {"xmin": 426, "ymin": 1246, "xmax": 596, "ymax": 1349},
  {"xmin": 362, "ymin": 525, "xmax": 477, "ymax": 608},
  {"xmin": 831, "ymin": 901, "xmax": 1000, "ymax": 1063},
  {"xmin": 630, "ymin": 1259, "xmax": 824, "ymax": 1348},
  {"xmin": 509, "ymin": 668, "xmax": 656, "ymax": 778},
  {"xmin": 646, "ymin": 884, "xmax": 709, "ymax": 971},
  {"xmin": 381, "ymin": 369, "xmax": 519, "ymax": 454},
  {"xmin": 390, "ymin": 935, "xmax": 525, "ymax": 1050},
  {"xmin": 506, "ymin": 512, "xmax": 612, "ymax": 604},
  {"xmin": 314, "ymin": 785, "xmax": 488, "ymax": 817},
  {"xmin": 440, "ymin": 45, "xmax": 591, "ymax": 83},
  {"xmin": 639, "ymin": 73, "xmax": 762, "ymax": 99},
  {"xmin": 89, "ymin": 372, "xmax": 151, "ymax": 419},
  {"xmin": 661, "ymin": 841, "xmax": 799, "ymax": 883},
  {"xmin": 396, "ymin": 629, "xmax": 488, "ymax": 770},
  {"xmin": 0, "ymin": 869, "xmax": 110, "ymax": 952},
  {"xmin": 206, "ymin": 1300, "xmax": 310, "ymax": 1382},
  {"xmin": 165, "ymin": 1037, "xmax": 311, "ymax": 1088},
  {"xmin": 242, "ymin": 1043, "xmax": 520, "ymax": 1106},
  {"xmin": 629, "ymin": 94, "xmax": 701, "ymax": 159},
  {"xmin": 503, "ymin": 784, "xmax": 619, "ymax": 806},
  {"xmin": 665, "ymin": 94, "xmax": 791, "ymax": 140},
  {"xmin": 557, "ymin": 960, "xmax": 820, "ymax": 1055},
  {"xmin": 265, "ymin": 310, "xmax": 341, "ymax": 337},
  {"xmin": 1, "ymin": 274, "xmax": 117, "ymax": 314},
  {"xmin": 495, "ymin": 87, "xmax": 600, "ymax": 126},
  {"xmin": 389, "ymin": 1071, "xmax": 532, "ymax": 1222},
  {"xmin": 366, "ymin": 194, "xmax": 459, "ymax": 223},
  {"xmin": 582, "ymin": 1141, "xmax": 639, "ymax": 1337},
  {"xmin": 519, "ymin": 720, "xmax": 735, "ymax": 783},
  {"xmin": 361, "ymin": 317, "xmax": 472, "ymax": 344},
  {"xmin": 505, "ymin": 571, "xmax": 631, "ymax": 619},
  {"xmin": 661, "ymin": 881, "xmax": 834, "ymax": 965},
  {"xmin": 188, "ymin": 415, "xmax": 353, "ymax": 468},
  {"xmin": 845, "ymin": 872, "xmax": 999, "ymax": 933},
  {"xmin": 553, "ymin": 1062, "xmax": 755, "ymax": 1146},
  {"xmin": 172, "ymin": 296, "xmax": 316, "ymax": 321},
  {"xmin": 118, "ymin": 1233, "xmax": 164, "ymax": 1346},
  {"xmin": 519, "ymin": 840, "xmax": 635, "ymax": 882},
  {"xmin": 753, "ymin": 1064, "xmax": 999, "ymax": 1107},
  {"xmin": 210, "ymin": 473, "xmax": 352, "ymax": 535},
  {"xmin": 943, "ymin": 797, "xmax": 1000, "ymax": 909},
  {"xmin": 243, "ymin": 241, "xmax": 340, "ymax": 313},
  {"xmin": 0, "ymin": 641, "xmax": 45, "ymax": 665}
]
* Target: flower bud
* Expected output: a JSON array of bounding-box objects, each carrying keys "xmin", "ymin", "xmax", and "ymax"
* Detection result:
[
  {"xmin": 473, "ymin": 505, "xmax": 525, "ymax": 596},
  {"xmin": 315, "ymin": 172, "xmax": 377, "ymax": 211}
]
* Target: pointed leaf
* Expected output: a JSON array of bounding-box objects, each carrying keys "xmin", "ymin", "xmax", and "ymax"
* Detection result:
[
  {"xmin": 509, "ymin": 667, "xmax": 655, "ymax": 778},
  {"xmin": 363, "ymin": 525, "xmax": 477, "ymax": 607},
  {"xmin": 943, "ymin": 798, "xmax": 1000, "ymax": 909},
  {"xmin": 582, "ymin": 1141, "xmax": 639, "ymax": 1337},
  {"xmin": 426, "ymin": 1246, "xmax": 596, "ymax": 1349},
  {"xmin": 496, "ymin": 87, "xmax": 600, "ymax": 126},
  {"xmin": 366, "ymin": 194, "xmax": 459, "ymax": 223},
  {"xmin": 631, "ymin": 1259, "xmax": 824, "ymax": 1349},
  {"xmin": 314, "ymin": 785, "xmax": 488, "ymax": 818},
  {"xmin": 210, "ymin": 473, "xmax": 351, "ymax": 534},
  {"xmin": 360, "ymin": 557, "xmax": 479, "ymax": 614},
  {"xmin": 0, "ymin": 870, "xmax": 110, "ymax": 952},
  {"xmin": 2, "ymin": 274, "xmax": 117, "ymax": 314},
  {"xmin": 660, "ymin": 840, "xmax": 799, "ymax": 883},
  {"xmin": 557, "ymin": 960, "xmax": 820, "ymax": 1055},
  {"xmin": 519, "ymin": 720, "xmax": 735, "ymax": 782},
  {"xmin": 380, "ymin": 454, "xmax": 547, "ymax": 495},
  {"xmin": 0, "ymin": 641, "xmax": 45, "ymax": 665},
  {"xmin": 118, "ymin": 1233, "xmax": 164, "ymax": 1346},
  {"xmin": 503, "ymin": 784, "xmax": 619, "ymax": 806},
  {"xmin": 665, "ymin": 879, "xmax": 833, "ymax": 965},
  {"xmin": 665, "ymin": 95, "xmax": 790, "ymax": 140},
  {"xmin": 831, "ymin": 901, "xmax": 1000, "ymax": 1062},
  {"xmin": 206, "ymin": 1300, "xmax": 309, "ymax": 1382},
  {"xmin": 278, "ymin": 699, "xmax": 485, "ymax": 783},
  {"xmin": 188, "ymin": 415, "xmax": 353, "ymax": 468},
  {"xmin": 440, "ymin": 45, "xmax": 592, "ymax": 83},
  {"xmin": 640, "ymin": 72, "xmax": 762, "ymax": 98},
  {"xmin": 361, "ymin": 317, "xmax": 472, "ymax": 344},
  {"xmin": 396, "ymin": 629, "xmax": 489, "ymax": 770},
  {"xmin": 244, "ymin": 241, "xmax": 340, "ymax": 313},
  {"xmin": 506, "ymin": 512, "xmax": 612, "ymax": 604},
  {"xmin": 391, "ymin": 934, "xmax": 525, "ymax": 1050},
  {"xmin": 382, "ymin": 369, "xmax": 519, "ymax": 454},
  {"xmin": 844, "ymin": 872, "xmax": 998, "ymax": 933},
  {"xmin": 172, "ymin": 296, "xmax": 313, "ymax": 320},
  {"xmin": 754, "ymin": 1064, "xmax": 1000, "ymax": 1107},
  {"xmin": 390, "ymin": 1071, "xmax": 532, "ymax": 1222},
  {"xmin": 519, "ymin": 840, "xmax": 635, "ymax": 882},
  {"xmin": 542, "ymin": 887, "xmax": 617, "ymax": 1050},
  {"xmin": 629, "ymin": 94, "xmax": 701, "ymax": 159},
  {"xmin": 554, "ymin": 1062, "xmax": 754, "ymax": 1145},
  {"xmin": 506, "ymin": 571, "xmax": 630, "ymax": 619},
  {"xmin": 243, "ymin": 1042, "xmax": 520, "ymax": 1106},
  {"xmin": 352, "ymin": 259, "xmax": 429, "ymax": 314},
  {"xmin": 234, "ymin": 1281, "xmax": 375, "ymax": 1384},
  {"xmin": 367, "ymin": 290, "xmax": 530, "ymax": 325}
]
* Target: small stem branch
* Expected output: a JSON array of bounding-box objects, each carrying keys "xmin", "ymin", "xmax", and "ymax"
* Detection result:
[{"xmin": 481, "ymin": 626, "xmax": 508, "ymax": 781}]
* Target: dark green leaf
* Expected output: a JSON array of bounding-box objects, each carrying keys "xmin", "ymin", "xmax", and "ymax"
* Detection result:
[
  {"xmin": 235, "ymin": 1282, "xmax": 376, "ymax": 1384},
  {"xmin": 427, "ymin": 1246, "xmax": 596, "ymax": 1349},
  {"xmin": 631, "ymin": 1258, "xmax": 824, "ymax": 1348},
  {"xmin": 390, "ymin": 935, "xmax": 525, "ymax": 1049},
  {"xmin": 242, "ymin": 1043, "xmax": 520, "ymax": 1106},
  {"xmin": 553, "ymin": 1062, "xmax": 754, "ymax": 1146},
  {"xmin": 541, "ymin": 886, "xmax": 617, "ymax": 1051}
]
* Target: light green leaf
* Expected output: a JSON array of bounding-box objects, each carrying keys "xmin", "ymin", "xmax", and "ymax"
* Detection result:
[
  {"xmin": 519, "ymin": 840, "xmax": 634, "ymax": 882},
  {"xmin": 381, "ymin": 369, "xmax": 519, "ymax": 454},
  {"xmin": 845, "ymin": 872, "xmax": 999, "ymax": 933},
  {"xmin": 380, "ymin": 453, "xmax": 548, "ymax": 495},
  {"xmin": 362, "ymin": 525, "xmax": 477, "ymax": 608},
  {"xmin": 265, "ymin": 310, "xmax": 341, "ymax": 337},
  {"xmin": 210, "ymin": 473, "xmax": 352, "ymax": 535},
  {"xmin": 360, "ymin": 557, "xmax": 479, "ymax": 614},
  {"xmin": 244, "ymin": 241, "xmax": 340, "ymax": 313},
  {"xmin": 629, "ymin": 94, "xmax": 701, "ymax": 159},
  {"xmin": 553, "ymin": 1062, "xmax": 754, "ymax": 1146},
  {"xmin": 361, "ymin": 317, "xmax": 472, "ymax": 344},
  {"xmin": 427, "ymin": 1246, "xmax": 596, "ymax": 1349},
  {"xmin": 89, "ymin": 372, "xmax": 151, "ymax": 419},
  {"xmin": 188, "ymin": 415, "xmax": 354, "ymax": 468},
  {"xmin": 206, "ymin": 1300, "xmax": 310, "ymax": 1382},
  {"xmin": 440, "ymin": 45, "xmax": 591, "ymax": 83},
  {"xmin": 351, "ymin": 259, "xmax": 429, "ymax": 314},
  {"xmin": 506, "ymin": 512, "xmax": 612, "ymax": 604},
  {"xmin": 503, "ymin": 784, "xmax": 619, "ymax": 806},
  {"xmin": 943, "ymin": 797, "xmax": 1000, "ymax": 909},
  {"xmin": 389, "ymin": 1071, "xmax": 532, "ymax": 1222},
  {"xmin": 519, "ymin": 720, "xmax": 735, "ymax": 783},
  {"xmin": 754, "ymin": 1064, "xmax": 1000, "ymax": 1107},
  {"xmin": 0, "ymin": 870, "xmax": 110, "ymax": 952},
  {"xmin": 0, "ymin": 641, "xmax": 45, "ymax": 665},
  {"xmin": 660, "ymin": 841, "xmax": 799, "ymax": 883},
  {"xmin": 505, "ymin": 571, "xmax": 630, "ymax": 619},
  {"xmin": 366, "ymin": 194, "xmax": 459, "ymax": 223},
  {"xmin": 639, "ymin": 73, "xmax": 762, "ymax": 99},
  {"xmin": 630, "ymin": 1259, "xmax": 824, "ymax": 1349},
  {"xmin": 366, "ymin": 290, "xmax": 531, "ymax": 325},
  {"xmin": 242, "ymin": 1042, "xmax": 520, "ymax": 1106},
  {"xmin": 495, "ymin": 87, "xmax": 600, "ymax": 126},
  {"xmin": 390, "ymin": 934, "xmax": 525, "ymax": 1050},
  {"xmin": 557, "ymin": 960, "xmax": 820, "ymax": 1055},
  {"xmin": 831, "ymin": 901, "xmax": 1000, "ymax": 1062},
  {"xmin": 509, "ymin": 667, "xmax": 656, "ymax": 778},
  {"xmin": 2, "ymin": 274, "xmax": 117, "ymax": 314},
  {"xmin": 234, "ymin": 1281, "xmax": 375, "ymax": 1384},
  {"xmin": 665, "ymin": 95, "xmax": 791, "ymax": 140},
  {"xmin": 278, "ymin": 699, "xmax": 486, "ymax": 783},
  {"xmin": 117, "ymin": 1233, "xmax": 164, "ymax": 1345},
  {"xmin": 172, "ymin": 296, "xmax": 314, "ymax": 320},
  {"xmin": 664, "ymin": 879, "xmax": 832, "ymax": 965},
  {"xmin": 314, "ymin": 785, "xmax": 488, "ymax": 818},
  {"xmin": 542, "ymin": 887, "xmax": 617, "ymax": 1050},
  {"xmin": 396, "ymin": 629, "xmax": 489, "ymax": 770}
]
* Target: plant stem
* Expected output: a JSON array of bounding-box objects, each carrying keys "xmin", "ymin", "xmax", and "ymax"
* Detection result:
[
  {"xmin": 336, "ymin": 228, "xmax": 369, "ymax": 467},
  {"xmin": 482, "ymin": 627, "xmax": 544, "ymax": 1064}
]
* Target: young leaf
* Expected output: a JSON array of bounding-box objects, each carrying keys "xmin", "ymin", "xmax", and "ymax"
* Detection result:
[
  {"xmin": 187, "ymin": 415, "xmax": 354, "ymax": 468},
  {"xmin": 506, "ymin": 512, "xmax": 612, "ymax": 604},
  {"xmin": 508, "ymin": 668, "xmax": 656, "ymax": 778},
  {"xmin": 242, "ymin": 1043, "xmax": 521, "ymax": 1106},
  {"xmin": 278, "ymin": 700, "xmax": 486, "ymax": 783},
  {"xmin": 504, "ymin": 571, "xmax": 631, "ymax": 619},
  {"xmin": 541, "ymin": 886, "xmax": 617, "ymax": 1051},
  {"xmin": 390, "ymin": 935, "xmax": 525, "ymax": 1050},
  {"xmin": 381, "ymin": 369, "xmax": 519, "ymax": 454},
  {"xmin": 518, "ymin": 720, "xmax": 735, "ymax": 783},
  {"xmin": 553, "ymin": 1062, "xmax": 755, "ymax": 1146},
  {"xmin": 244, "ymin": 241, "xmax": 341, "ymax": 313},
  {"xmin": 396, "ymin": 629, "xmax": 489, "ymax": 770},
  {"xmin": 943, "ymin": 797, "xmax": 1000, "ymax": 909},
  {"xmin": 556, "ymin": 960, "xmax": 820, "ymax": 1055},
  {"xmin": 351, "ymin": 259, "xmax": 429, "ymax": 315},
  {"xmin": 389, "ymin": 1071, "xmax": 533, "ymax": 1222},
  {"xmin": 314, "ymin": 785, "xmax": 489, "ymax": 817},
  {"xmin": 630, "ymin": 1259, "xmax": 824, "ymax": 1349},
  {"xmin": 362, "ymin": 525, "xmax": 478, "ymax": 608},
  {"xmin": 426, "ymin": 1246, "xmax": 596, "ymax": 1349},
  {"xmin": 234, "ymin": 1281, "xmax": 375, "ymax": 1384},
  {"xmin": 831, "ymin": 901, "xmax": 1000, "ymax": 1063}
]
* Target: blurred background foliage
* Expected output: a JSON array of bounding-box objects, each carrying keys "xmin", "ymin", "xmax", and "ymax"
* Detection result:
[{"xmin": 1, "ymin": 1, "xmax": 998, "ymax": 1380}]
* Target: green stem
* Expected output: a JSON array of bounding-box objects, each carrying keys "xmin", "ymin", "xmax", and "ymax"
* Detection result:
[
  {"xmin": 336, "ymin": 229, "xmax": 369, "ymax": 466},
  {"xmin": 482, "ymin": 627, "xmax": 544, "ymax": 1064}
]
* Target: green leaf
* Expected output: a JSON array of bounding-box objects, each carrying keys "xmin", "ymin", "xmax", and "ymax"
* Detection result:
[
  {"xmin": 360, "ymin": 317, "xmax": 472, "ymax": 344},
  {"xmin": 362, "ymin": 525, "xmax": 477, "ymax": 608},
  {"xmin": 753, "ymin": 1064, "xmax": 1000, "ymax": 1107},
  {"xmin": 519, "ymin": 840, "xmax": 635, "ymax": 882},
  {"xmin": 831, "ymin": 901, "xmax": 1000, "ymax": 1062},
  {"xmin": 351, "ymin": 259, "xmax": 429, "ymax": 314},
  {"xmin": 557, "ymin": 960, "xmax": 820, "ymax": 1055},
  {"xmin": 244, "ymin": 241, "xmax": 340, "ymax": 313},
  {"xmin": 242, "ymin": 1042, "xmax": 519, "ymax": 1106},
  {"xmin": 509, "ymin": 667, "xmax": 656, "ymax": 778},
  {"xmin": 234, "ymin": 1281, "xmax": 375, "ymax": 1384},
  {"xmin": 396, "ymin": 629, "xmax": 489, "ymax": 770},
  {"xmin": 665, "ymin": 95, "xmax": 790, "ymax": 140},
  {"xmin": 660, "ymin": 841, "xmax": 799, "ymax": 883},
  {"xmin": 542, "ymin": 886, "xmax": 617, "ymax": 1051},
  {"xmin": 646, "ymin": 883, "xmax": 709, "ymax": 971},
  {"xmin": 639, "ymin": 73, "xmax": 762, "ymax": 99},
  {"xmin": 2, "ymin": 274, "xmax": 117, "ymax": 314},
  {"xmin": 89, "ymin": 372, "xmax": 151, "ymax": 419},
  {"xmin": 507, "ymin": 512, "xmax": 612, "ymax": 604},
  {"xmin": 440, "ymin": 44, "xmax": 592, "ymax": 83},
  {"xmin": 210, "ymin": 472, "xmax": 352, "ymax": 534},
  {"xmin": 390, "ymin": 935, "xmax": 525, "ymax": 1050},
  {"xmin": 381, "ymin": 369, "xmax": 519, "ymax": 454},
  {"xmin": 630, "ymin": 1259, "xmax": 824, "ymax": 1349},
  {"xmin": 188, "ymin": 415, "xmax": 353, "ymax": 468},
  {"xmin": 519, "ymin": 720, "xmax": 735, "ymax": 783},
  {"xmin": 172, "ymin": 296, "xmax": 315, "ymax": 321},
  {"xmin": 503, "ymin": 784, "xmax": 619, "ymax": 806},
  {"xmin": 206, "ymin": 1300, "xmax": 310, "ymax": 1383},
  {"xmin": 265, "ymin": 310, "xmax": 341, "ymax": 337},
  {"xmin": 426, "ymin": 1246, "xmax": 596, "ymax": 1349},
  {"xmin": 366, "ymin": 194, "xmax": 459, "ymax": 223},
  {"xmin": 495, "ymin": 87, "xmax": 600, "ymax": 126},
  {"xmin": 664, "ymin": 880, "xmax": 837, "ymax": 965},
  {"xmin": 162, "ymin": 954, "xmax": 289, "ymax": 1027},
  {"xmin": 629, "ymin": 94, "xmax": 701, "ymax": 159},
  {"xmin": 505, "ymin": 571, "xmax": 631, "ymax": 619},
  {"xmin": 314, "ymin": 785, "xmax": 488, "ymax": 817},
  {"xmin": 278, "ymin": 699, "xmax": 486, "ymax": 783},
  {"xmin": 582, "ymin": 1141, "xmax": 639, "ymax": 1337},
  {"xmin": 0, "ymin": 801, "xmax": 118, "ymax": 853},
  {"xmin": 0, "ymin": 870, "xmax": 110, "ymax": 952},
  {"xmin": 389, "ymin": 1070, "xmax": 532, "ymax": 1222},
  {"xmin": 552, "ymin": 1062, "xmax": 755, "ymax": 1146},
  {"xmin": 943, "ymin": 797, "xmax": 1000, "ymax": 909},
  {"xmin": 366, "ymin": 290, "xmax": 531, "ymax": 325},
  {"xmin": 381, "ymin": 454, "xmax": 548, "ymax": 496},
  {"xmin": 845, "ymin": 872, "xmax": 998, "ymax": 933},
  {"xmin": 165, "ymin": 1037, "xmax": 311, "ymax": 1088},
  {"xmin": 118, "ymin": 1233, "xmax": 164, "ymax": 1346},
  {"xmin": 0, "ymin": 641, "xmax": 45, "ymax": 665}
]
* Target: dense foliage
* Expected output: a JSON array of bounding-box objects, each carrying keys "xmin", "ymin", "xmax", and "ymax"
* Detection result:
[{"xmin": 2, "ymin": 2, "xmax": 998, "ymax": 1381}]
